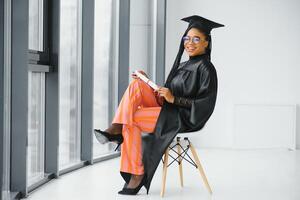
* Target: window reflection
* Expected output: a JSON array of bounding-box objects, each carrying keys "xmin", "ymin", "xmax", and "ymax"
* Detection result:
[
  {"xmin": 93, "ymin": 0, "xmax": 118, "ymax": 157},
  {"xmin": 3, "ymin": 0, "xmax": 11, "ymax": 197},
  {"xmin": 28, "ymin": 0, "xmax": 44, "ymax": 51},
  {"xmin": 59, "ymin": 0, "xmax": 82, "ymax": 169},
  {"xmin": 27, "ymin": 72, "xmax": 45, "ymax": 186}
]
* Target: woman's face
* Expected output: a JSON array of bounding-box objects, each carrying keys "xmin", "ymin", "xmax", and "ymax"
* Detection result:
[{"xmin": 183, "ymin": 28, "xmax": 208, "ymax": 57}]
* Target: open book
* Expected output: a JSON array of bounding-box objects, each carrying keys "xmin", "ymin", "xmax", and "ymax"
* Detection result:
[{"xmin": 134, "ymin": 70, "xmax": 159, "ymax": 90}]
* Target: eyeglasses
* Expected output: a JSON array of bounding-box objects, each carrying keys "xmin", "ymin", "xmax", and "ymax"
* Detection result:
[{"xmin": 182, "ymin": 36, "xmax": 201, "ymax": 44}]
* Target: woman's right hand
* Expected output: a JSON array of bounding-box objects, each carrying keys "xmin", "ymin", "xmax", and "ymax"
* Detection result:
[
  {"xmin": 131, "ymin": 70, "xmax": 148, "ymax": 79},
  {"xmin": 154, "ymin": 90, "xmax": 164, "ymax": 106}
]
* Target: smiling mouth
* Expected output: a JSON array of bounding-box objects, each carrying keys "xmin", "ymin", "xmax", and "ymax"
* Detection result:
[{"xmin": 186, "ymin": 47, "xmax": 197, "ymax": 52}]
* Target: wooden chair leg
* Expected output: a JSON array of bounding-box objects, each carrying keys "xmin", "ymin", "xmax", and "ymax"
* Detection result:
[
  {"xmin": 177, "ymin": 139, "xmax": 184, "ymax": 187},
  {"xmin": 161, "ymin": 147, "xmax": 170, "ymax": 197},
  {"xmin": 189, "ymin": 143, "xmax": 213, "ymax": 194}
]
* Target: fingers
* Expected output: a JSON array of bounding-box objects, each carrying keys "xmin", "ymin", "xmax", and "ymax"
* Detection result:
[
  {"xmin": 156, "ymin": 87, "xmax": 172, "ymax": 100},
  {"xmin": 155, "ymin": 87, "xmax": 173, "ymax": 103},
  {"xmin": 154, "ymin": 86, "xmax": 161, "ymax": 92},
  {"xmin": 138, "ymin": 70, "xmax": 145, "ymax": 74},
  {"xmin": 131, "ymin": 71, "xmax": 138, "ymax": 79},
  {"xmin": 131, "ymin": 74, "xmax": 138, "ymax": 79},
  {"xmin": 157, "ymin": 87, "xmax": 167, "ymax": 92},
  {"xmin": 138, "ymin": 70, "xmax": 148, "ymax": 78},
  {"xmin": 157, "ymin": 88, "xmax": 167, "ymax": 97}
]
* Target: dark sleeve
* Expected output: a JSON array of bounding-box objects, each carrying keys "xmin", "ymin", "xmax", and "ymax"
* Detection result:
[
  {"xmin": 188, "ymin": 65, "xmax": 217, "ymax": 126},
  {"xmin": 175, "ymin": 64, "xmax": 218, "ymax": 130},
  {"xmin": 173, "ymin": 96, "xmax": 193, "ymax": 108}
]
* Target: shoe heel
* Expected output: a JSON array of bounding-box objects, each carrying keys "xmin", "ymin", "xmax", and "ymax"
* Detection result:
[{"xmin": 114, "ymin": 143, "xmax": 121, "ymax": 151}]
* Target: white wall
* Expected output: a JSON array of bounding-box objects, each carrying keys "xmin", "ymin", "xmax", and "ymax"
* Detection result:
[
  {"xmin": 166, "ymin": 0, "xmax": 300, "ymax": 149},
  {"xmin": 129, "ymin": 0, "xmax": 153, "ymax": 79}
]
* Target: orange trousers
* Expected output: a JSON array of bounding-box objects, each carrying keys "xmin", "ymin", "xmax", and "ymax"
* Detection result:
[{"xmin": 112, "ymin": 79, "xmax": 161, "ymax": 175}]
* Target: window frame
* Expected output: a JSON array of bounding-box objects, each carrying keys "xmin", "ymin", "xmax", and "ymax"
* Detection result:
[{"xmin": 4, "ymin": 0, "xmax": 166, "ymax": 198}]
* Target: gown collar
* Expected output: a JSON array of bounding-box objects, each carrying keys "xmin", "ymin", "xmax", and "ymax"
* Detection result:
[
  {"xmin": 177, "ymin": 53, "xmax": 207, "ymax": 71},
  {"xmin": 189, "ymin": 53, "xmax": 207, "ymax": 61}
]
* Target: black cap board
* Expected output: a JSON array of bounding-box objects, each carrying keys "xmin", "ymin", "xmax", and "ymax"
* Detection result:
[{"xmin": 181, "ymin": 15, "xmax": 224, "ymax": 35}]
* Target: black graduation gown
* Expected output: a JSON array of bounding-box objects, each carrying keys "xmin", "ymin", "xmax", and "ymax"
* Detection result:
[{"xmin": 120, "ymin": 53, "xmax": 218, "ymax": 194}]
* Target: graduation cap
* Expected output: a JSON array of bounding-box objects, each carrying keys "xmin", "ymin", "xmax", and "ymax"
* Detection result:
[
  {"xmin": 165, "ymin": 15, "xmax": 224, "ymax": 87},
  {"xmin": 181, "ymin": 15, "xmax": 224, "ymax": 35}
]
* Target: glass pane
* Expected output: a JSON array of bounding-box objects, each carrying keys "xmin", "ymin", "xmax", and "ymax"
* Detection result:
[
  {"xmin": 28, "ymin": 0, "xmax": 44, "ymax": 51},
  {"xmin": 27, "ymin": 72, "xmax": 45, "ymax": 186},
  {"xmin": 59, "ymin": 0, "xmax": 82, "ymax": 169},
  {"xmin": 3, "ymin": 0, "xmax": 11, "ymax": 197},
  {"xmin": 93, "ymin": 0, "xmax": 118, "ymax": 157}
]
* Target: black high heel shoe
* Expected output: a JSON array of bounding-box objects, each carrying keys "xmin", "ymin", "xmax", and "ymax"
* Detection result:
[
  {"xmin": 118, "ymin": 175, "xmax": 146, "ymax": 195},
  {"xmin": 94, "ymin": 129, "xmax": 123, "ymax": 151}
]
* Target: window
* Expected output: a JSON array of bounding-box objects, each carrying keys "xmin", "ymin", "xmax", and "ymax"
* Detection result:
[
  {"xmin": 2, "ymin": 0, "xmax": 11, "ymax": 198},
  {"xmin": 93, "ymin": 0, "xmax": 119, "ymax": 157},
  {"xmin": 59, "ymin": 0, "xmax": 82, "ymax": 169},
  {"xmin": 27, "ymin": 0, "xmax": 47, "ymax": 187},
  {"xmin": 27, "ymin": 72, "xmax": 45, "ymax": 186},
  {"xmin": 28, "ymin": 0, "xmax": 44, "ymax": 51}
]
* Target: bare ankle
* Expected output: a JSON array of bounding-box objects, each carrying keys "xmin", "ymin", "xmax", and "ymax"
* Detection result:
[
  {"xmin": 105, "ymin": 123, "xmax": 123, "ymax": 135},
  {"xmin": 111, "ymin": 123, "xmax": 123, "ymax": 134}
]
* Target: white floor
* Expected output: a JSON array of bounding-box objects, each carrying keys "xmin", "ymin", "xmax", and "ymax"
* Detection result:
[{"xmin": 23, "ymin": 148, "xmax": 300, "ymax": 200}]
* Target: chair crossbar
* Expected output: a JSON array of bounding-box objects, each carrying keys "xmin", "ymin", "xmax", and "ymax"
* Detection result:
[{"xmin": 161, "ymin": 138, "xmax": 198, "ymax": 168}]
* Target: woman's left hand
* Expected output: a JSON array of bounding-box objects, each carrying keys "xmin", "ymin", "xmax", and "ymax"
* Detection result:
[{"xmin": 156, "ymin": 87, "xmax": 175, "ymax": 103}]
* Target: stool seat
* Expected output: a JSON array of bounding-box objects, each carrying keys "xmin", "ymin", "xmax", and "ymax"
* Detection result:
[
  {"xmin": 176, "ymin": 131, "xmax": 199, "ymax": 138},
  {"xmin": 177, "ymin": 125, "xmax": 206, "ymax": 138},
  {"xmin": 169, "ymin": 132, "xmax": 199, "ymax": 146}
]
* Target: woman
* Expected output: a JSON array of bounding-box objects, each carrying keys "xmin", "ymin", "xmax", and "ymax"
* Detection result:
[{"xmin": 94, "ymin": 15, "xmax": 224, "ymax": 195}]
